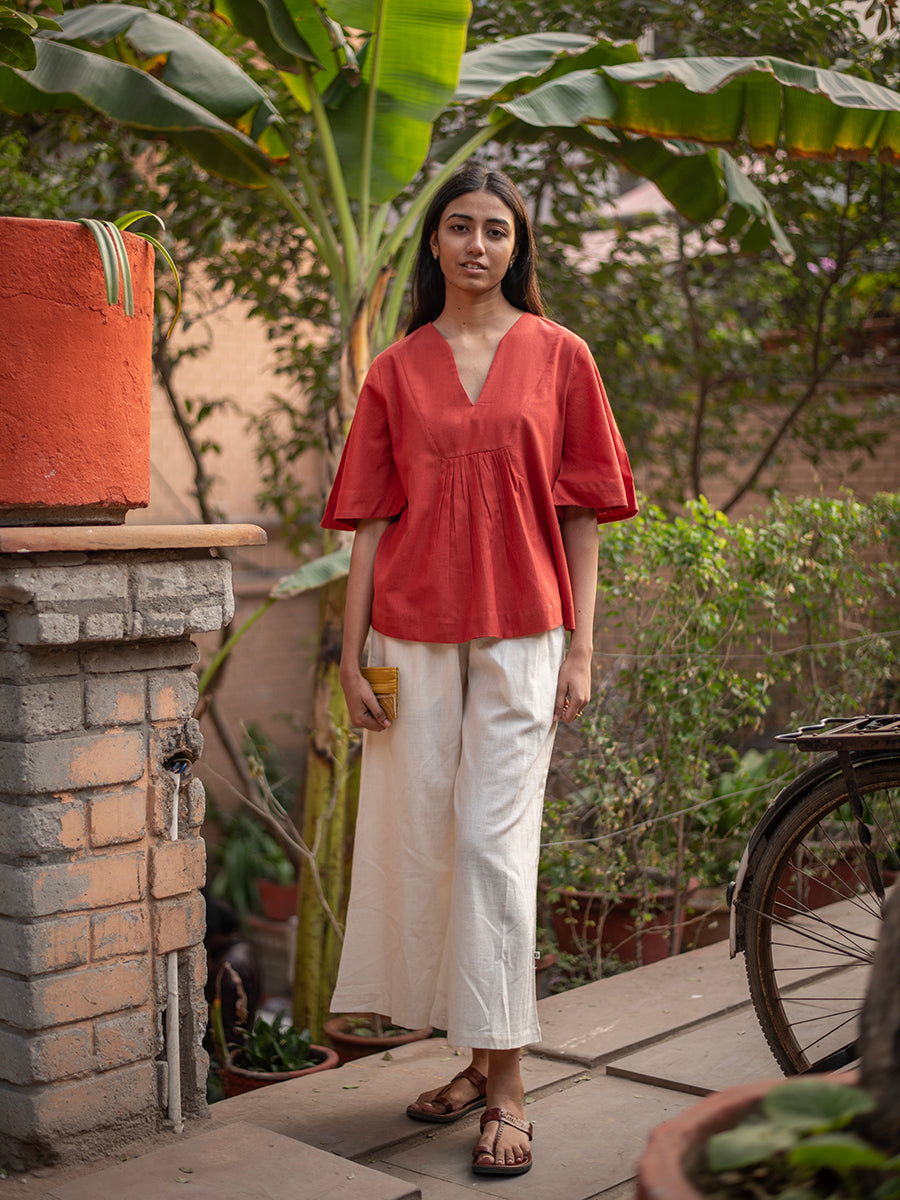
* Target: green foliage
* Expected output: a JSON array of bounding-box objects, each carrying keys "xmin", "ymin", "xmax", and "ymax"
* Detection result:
[
  {"xmin": 339, "ymin": 1014, "xmax": 416, "ymax": 1038},
  {"xmin": 699, "ymin": 1079, "xmax": 896, "ymax": 1199},
  {"xmin": 542, "ymin": 492, "xmax": 900, "ymax": 963},
  {"xmin": 208, "ymin": 803, "xmax": 296, "ymax": 924},
  {"xmin": 0, "ymin": 116, "xmax": 149, "ymax": 223},
  {"xmin": 542, "ymin": 184, "xmax": 899, "ymax": 510},
  {"xmin": 5, "ymin": 0, "xmax": 897, "ymax": 533},
  {"xmin": 471, "ymin": 0, "xmax": 900, "ymax": 511},
  {"xmin": 0, "ymin": 3, "xmax": 60, "ymax": 72},
  {"xmin": 231, "ymin": 1011, "xmax": 318, "ymax": 1073},
  {"xmin": 77, "ymin": 210, "xmax": 181, "ymax": 335}
]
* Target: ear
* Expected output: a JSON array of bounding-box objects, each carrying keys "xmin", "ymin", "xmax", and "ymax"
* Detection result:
[{"xmin": 429, "ymin": 230, "xmax": 440, "ymax": 259}]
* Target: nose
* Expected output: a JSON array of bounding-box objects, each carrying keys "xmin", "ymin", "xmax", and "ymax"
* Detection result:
[{"xmin": 467, "ymin": 227, "xmax": 485, "ymax": 254}]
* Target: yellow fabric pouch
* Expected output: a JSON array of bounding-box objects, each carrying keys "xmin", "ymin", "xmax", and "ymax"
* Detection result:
[{"xmin": 361, "ymin": 666, "xmax": 399, "ymax": 721}]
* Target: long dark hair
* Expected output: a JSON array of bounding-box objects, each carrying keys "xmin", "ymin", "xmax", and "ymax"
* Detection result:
[{"xmin": 405, "ymin": 164, "xmax": 544, "ymax": 334}]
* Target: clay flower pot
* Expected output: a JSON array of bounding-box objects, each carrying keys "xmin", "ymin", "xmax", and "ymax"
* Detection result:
[
  {"xmin": 635, "ymin": 1071, "xmax": 861, "ymax": 1199},
  {"xmin": 323, "ymin": 1014, "xmax": 433, "ymax": 1065},
  {"xmin": 221, "ymin": 1044, "xmax": 339, "ymax": 1097},
  {"xmin": 0, "ymin": 216, "xmax": 155, "ymax": 525},
  {"xmin": 636, "ymin": 1076, "xmax": 780, "ymax": 1200},
  {"xmin": 551, "ymin": 877, "xmax": 700, "ymax": 965},
  {"xmin": 256, "ymin": 879, "xmax": 299, "ymax": 922}
]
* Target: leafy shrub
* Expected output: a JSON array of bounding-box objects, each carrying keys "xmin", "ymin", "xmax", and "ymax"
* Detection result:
[{"xmin": 541, "ymin": 492, "xmax": 900, "ymax": 972}]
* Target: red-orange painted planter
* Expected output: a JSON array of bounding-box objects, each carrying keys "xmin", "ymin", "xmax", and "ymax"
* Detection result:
[{"xmin": 0, "ymin": 216, "xmax": 154, "ymax": 525}]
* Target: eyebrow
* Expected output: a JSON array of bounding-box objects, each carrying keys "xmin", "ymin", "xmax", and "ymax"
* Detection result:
[{"xmin": 445, "ymin": 211, "xmax": 511, "ymax": 228}]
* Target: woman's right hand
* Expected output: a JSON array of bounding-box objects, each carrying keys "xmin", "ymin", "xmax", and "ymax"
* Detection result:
[{"xmin": 340, "ymin": 666, "xmax": 392, "ymax": 732}]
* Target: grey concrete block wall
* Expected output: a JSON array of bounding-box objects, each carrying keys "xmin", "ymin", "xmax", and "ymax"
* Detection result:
[{"xmin": 0, "ymin": 546, "xmax": 234, "ymax": 1169}]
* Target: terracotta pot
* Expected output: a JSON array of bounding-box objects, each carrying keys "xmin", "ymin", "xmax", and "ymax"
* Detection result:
[
  {"xmin": 220, "ymin": 1044, "xmax": 339, "ymax": 1097},
  {"xmin": 0, "ymin": 216, "xmax": 154, "ymax": 525},
  {"xmin": 323, "ymin": 1014, "xmax": 433, "ymax": 1065},
  {"xmin": 257, "ymin": 879, "xmax": 298, "ymax": 922},
  {"xmin": 681, "ymin": 887, "xmax": 730, "ymax": 952},
  {"xmin": 635, "ymin": 1071, "xmax": 859, "ymax": 1200},
  {"xmin": 551, "ymin": 878, "xmax": 700, "ymax": 965}
]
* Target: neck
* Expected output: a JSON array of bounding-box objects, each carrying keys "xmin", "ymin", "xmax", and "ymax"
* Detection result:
[{"xmin": 436, "ymin": 286, "xmax": 519, "ymax": 336}]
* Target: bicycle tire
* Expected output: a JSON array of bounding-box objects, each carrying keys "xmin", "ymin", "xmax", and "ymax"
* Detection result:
[{"xmin": 742, "ymin": 755, "xmax": 900, "ymax": 1074}]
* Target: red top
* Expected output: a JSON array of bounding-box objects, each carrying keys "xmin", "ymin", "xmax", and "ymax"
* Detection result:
[{"xmin": 322, "ymin": 313, "xmax": 637, "ymax": 643}]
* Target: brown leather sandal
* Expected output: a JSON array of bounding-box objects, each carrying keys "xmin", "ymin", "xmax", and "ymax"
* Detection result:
[
  {"xmin": 472, "ymin": 1107, "xmax": 534, "ymax": 1176},
  {"xmin": 406, "ymin": 1065, "xmax": 488, "ymax": 1124}
]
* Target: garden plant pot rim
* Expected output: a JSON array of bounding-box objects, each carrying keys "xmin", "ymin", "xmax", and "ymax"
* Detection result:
[
  {"xmin": 223, "ymin": 1043, "xmax": 339, "ymax": 1082},
  {"xmin": 323, "ymin": 1014, "xmax": 433, "ymax": 1044},
  {"xmin": 636, "ymin": 1070, "xmax": 859, "ymax": 1200}
]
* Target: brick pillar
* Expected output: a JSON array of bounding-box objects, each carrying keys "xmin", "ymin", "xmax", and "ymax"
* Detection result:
[{"xmin": 0, "ymin": 525, "xmax": 265, "ymax": 1168}]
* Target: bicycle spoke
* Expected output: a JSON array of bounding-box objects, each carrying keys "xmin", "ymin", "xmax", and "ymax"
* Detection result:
[{"xmin": 742, "ymin": 756, "xmax": 900, "ymax": 1074}]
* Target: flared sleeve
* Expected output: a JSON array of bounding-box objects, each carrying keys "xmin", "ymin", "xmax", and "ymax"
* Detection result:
[
  {"xmin": 552, "ymin": 341, "xmax": 638, "ymax": 525},
  {"xmin": 321, "ymin": 361, "xmax": 407, "ymax": 531}
]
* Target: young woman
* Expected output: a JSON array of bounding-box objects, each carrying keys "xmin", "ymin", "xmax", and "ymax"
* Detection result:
[{"xmin": 321, "ymin": 163, "xmax": 636, "ymax": 1176}]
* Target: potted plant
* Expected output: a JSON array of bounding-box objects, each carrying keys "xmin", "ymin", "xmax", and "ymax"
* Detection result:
[
  {"xmin": 218, "ymin": 1010, "xmax": 338, "ymax": 1098},
  {"xmin": 541, "ymin": 781, "xmax": 700, "ymax": 969},
  {"xmin": 323, "ymin": 1014, "xmax": 433, "ymax": 1065},
  {"xmin": 207, "ymin": 804, "xmax": 298, "ymax": 925},
  {"xmin": 0, "ymin": 210, "xmax": 180, "ymax": 526},
  {"xmin": 635, "ymin": 1073, "xmax": 900, "ymax": 1200}
]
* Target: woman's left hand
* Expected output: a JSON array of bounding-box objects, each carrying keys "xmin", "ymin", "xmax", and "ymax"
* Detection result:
[{"xmin": 554, "ymin": 646, "xmax": 591, "ymax": 724}]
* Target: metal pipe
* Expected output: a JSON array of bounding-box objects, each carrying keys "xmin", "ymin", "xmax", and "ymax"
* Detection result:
[{"xmin": 164, "ymin": 755, "xmax": 192, "ymax": 1135}]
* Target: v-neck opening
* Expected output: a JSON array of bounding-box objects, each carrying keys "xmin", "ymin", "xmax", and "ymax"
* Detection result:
[{"xmin": 430, "ymin": 312, "xmax": 527, "ymax": 406}]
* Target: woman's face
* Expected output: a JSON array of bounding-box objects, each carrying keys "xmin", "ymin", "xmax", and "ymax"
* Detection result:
[{"xmin": 429, "ymin": 189, "xmax": 517, "ymax": 296}]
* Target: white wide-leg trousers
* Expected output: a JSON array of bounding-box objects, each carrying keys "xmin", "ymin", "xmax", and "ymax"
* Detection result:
[{"xmin": 330, "ymin": 627, "xmax": 565, "ymax": 1049}]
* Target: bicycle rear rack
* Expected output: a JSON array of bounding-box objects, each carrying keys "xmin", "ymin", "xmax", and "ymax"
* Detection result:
[
  {"xmin": 776, "ymin": 715, "xmax": 900, "ymax": 906},
  {"xmin": 776, "ymin": 714, "xmax": 900, "ymax": 752}
]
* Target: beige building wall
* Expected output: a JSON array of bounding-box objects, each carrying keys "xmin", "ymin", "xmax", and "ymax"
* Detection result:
[{"xmin": 130, "ymin": 293, "xmax": 323, "ymax": 824}]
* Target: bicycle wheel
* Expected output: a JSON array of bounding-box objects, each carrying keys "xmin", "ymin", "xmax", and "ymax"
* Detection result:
[{"xmin": 742, "ymin": 755, "xmax": 900, "ymax": 1074}]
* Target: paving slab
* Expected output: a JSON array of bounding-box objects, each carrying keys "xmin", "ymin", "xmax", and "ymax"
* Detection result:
[
  {"xmin": 380, "ymin": 1074, "xmax": 697, "ymax": 1200},
  {"xmin": 531, "ymin": 940, "xmax": 754, "ymax": 1066},
  {"xmin": 373, "ymin": 1165, "xmax": 635, "ymax": 1200},
  {"xmin": 375, "ymin": 1164, "xmax": 513, "ymax": 1200},
  {"xmin": 37, "ymin": 1122, "xmax": 418, "ymax": 1200},
  {"xmin": 211, "ymin": 1036, "xmax": 580, "ymax": 1159},
  {"xmin": 607, "ymin": 964, "xmax": 868, "ymax": 1094},
  {"xmin": 587, "ymin": 1182, "xmax": 636, "ymax": 1200},
  {"xmin": 606, "ymin": 1004, "xmax": 779, "ymax": 1095}
]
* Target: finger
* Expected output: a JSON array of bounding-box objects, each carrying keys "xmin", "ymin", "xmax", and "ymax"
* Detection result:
[
  {"xmin": 350, "ymin": 703, "xmax": 390, "ymax": 731},
  {"xmin": 366, "ymin": 707, "xmax": 391, "ymax": 730},
  {"xmin": 359, "ymin": 687, "xmax": 391, "ymax": 729},
  {"xmin": 562, "ymin": 697, "xmax": 588, "ymax": 724}
]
